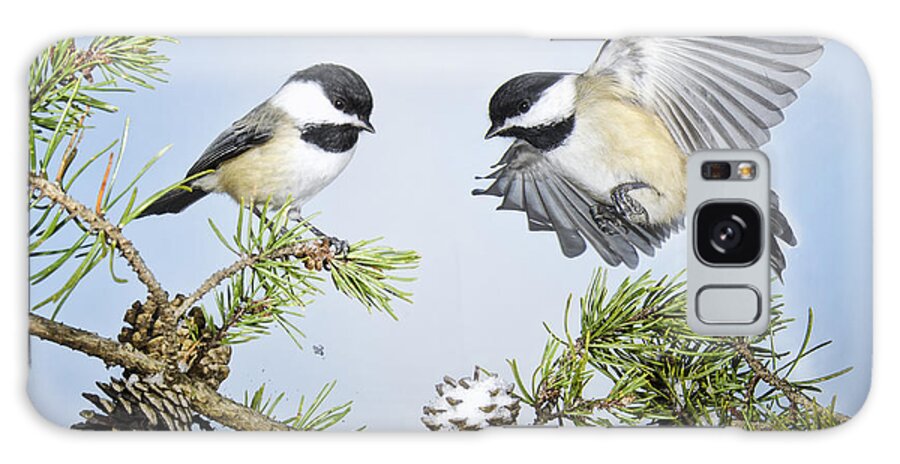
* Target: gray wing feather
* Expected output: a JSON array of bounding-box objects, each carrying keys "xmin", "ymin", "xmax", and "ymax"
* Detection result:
[
  {"xmin": 186, "ymin": 103, "xmax": 281, "ymax": 178},
  {"xmin": 498, "ymin": 175, "xmax": 526, "ymax": 211},
  {"xmin": 769, "ymin": 190, "xmax": 797, "ymax": 246},
  {"xmin": 769, "ymin": 190, "xmax": 797, "ymax": 281},
  {"xmin": 545, "ymin": 175, "xmax": 634, "ymax": 266},
  {"xmin": 531, "ymin": 176, "xmax": 587, "ymax": 258},
  {"xmin": 473, "ymin": 141, "xmax": 677, "ymax": 267},
  {"xmin": 522, "ymin": 173, "xmax": 552, "ymax": 226},
  {"xmin": 587, "ymin": 36, "xmax": 823, "ymax": 154}
]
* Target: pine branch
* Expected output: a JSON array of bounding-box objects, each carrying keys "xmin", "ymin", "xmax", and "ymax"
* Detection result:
[
  {"xmin": 198, "ymin": 201, "xmax": 420, "ymax": 327},
  {"xmin": 177, "ymin": 240, "xmax": 332, "ymax": 320},
  {"xmin": 29, "ymin": 173, "xmax": 167, "ymax": 305},
  {"xmin": 730, "ymin": 339, "xmax": 850, "ymax": 423},
  {"xmin": 28, "ymin": 314, "xmax": 291, "ymax": 431},
  {"xmin": 508, "ymin": 267, "xmax": 851, "ymax": 429},
  {"xmin": 29, "ymin": 313, "xmax": 164, "ymax": 373}
]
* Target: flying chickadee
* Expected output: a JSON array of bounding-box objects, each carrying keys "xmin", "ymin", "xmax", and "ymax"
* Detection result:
[
  {"xmin": 138, "ymin": 63, "xmax": 375, "ymax": 253},
  {"xmin": 474, "ymin": 37, "xmax": 822, "ymax": 278}
]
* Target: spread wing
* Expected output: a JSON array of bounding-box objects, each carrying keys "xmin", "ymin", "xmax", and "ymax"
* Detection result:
[
  {"xmin": 587, "ymin": 37, "xmax": 822, "ymax": 276},
  {"xmin": 473, "ymin": 140, "xmax": 677, "ymax": 268},
  {"xmin": 185, "ymin": 103, "xmax": 282, "ymax": 177},
  {"xmin": 586, "ymin": 36, "xmax": 823, "ymax": 153}
]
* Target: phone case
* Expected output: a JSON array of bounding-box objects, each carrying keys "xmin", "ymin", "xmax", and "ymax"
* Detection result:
[{"xmin": 27, "ymin": 36, "xmax": 871, "ymax": 431}]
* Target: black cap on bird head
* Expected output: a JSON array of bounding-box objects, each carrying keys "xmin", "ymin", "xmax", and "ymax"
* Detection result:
[
  {"xmin": 486, "ymin": 72, "xmax": 568, "ymax": 139},
  {"xmin": 287, "ymin": 63, "xmax": 375, "ymax": 132}
]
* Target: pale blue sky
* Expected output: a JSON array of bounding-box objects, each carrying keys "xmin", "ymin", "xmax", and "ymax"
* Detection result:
[{"xmin": 29, "ymin": 38, "xmax": 871, "ymax": 430}]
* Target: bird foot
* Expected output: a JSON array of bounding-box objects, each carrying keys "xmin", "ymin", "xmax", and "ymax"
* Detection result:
[
  {"xmin": 590, "ymin": 202, "xmax": 626, "ymax": 235},
  {"xmin": 609, "ymin": 182, "xmax": 656, "ymax": 225},
  {"xmin": 327, "ymin": 236, "xmax": 350, "ymax": 258},
  {"xmin": 311, "ymin": 236, "xmax": 349, "ymax": 272},
  {"xmin": 286, "ymin": 210, "xmax": 351, "ymax": 259},
  {"xmin": 590, "ymin": 182, "xmax": 658, "ymax": 234}
]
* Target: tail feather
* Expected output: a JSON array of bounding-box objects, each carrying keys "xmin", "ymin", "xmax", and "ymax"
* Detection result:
[{"xmin": 137, "ymin": 188, "xmax": 208, "ymax": 218}]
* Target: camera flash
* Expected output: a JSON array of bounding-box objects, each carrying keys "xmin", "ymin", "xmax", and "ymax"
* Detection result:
[{"xmin": 737, "ymin": 162, "xmax": 756, "ymax": 180}]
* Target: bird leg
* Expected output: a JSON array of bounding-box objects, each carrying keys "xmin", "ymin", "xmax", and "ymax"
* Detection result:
[
  {"xmin": 250, "ymin": 206, "xmax": 350, "ymax": 258},
  {"xmin": 252, "ymin": 206, "xmax": 291, "ymax": 236},
  {"xmin": 590, "ymin": 182, "xmax": 658, "ymax": 234},
  {"xmin": 609, "ymin": 181, "xmax": 657, "ymax": 225}
]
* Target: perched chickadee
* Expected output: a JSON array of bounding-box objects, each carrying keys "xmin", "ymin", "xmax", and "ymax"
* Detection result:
[
  {"xmin": 474, "ymin": 37, "xmax": 822, "ymax": 277},
  {"xmin": 138, "ymin": 63, "xmax": 375, "ymax": 252}
]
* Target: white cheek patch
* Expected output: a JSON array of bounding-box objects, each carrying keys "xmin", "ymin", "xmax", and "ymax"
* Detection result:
[
  {"xmin": 269, "ymin": 81, "xmax": 358, "ymax": 127},
  {"xmin": 504, "ymin": 75, "xmax": 577, "ymax": 130}
]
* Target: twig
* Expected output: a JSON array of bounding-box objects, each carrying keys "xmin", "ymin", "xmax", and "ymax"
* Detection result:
[
  {"xmin": 586, "ymin": 395, "xmax": 636, "ymax": 412},
  {"xmin": 730, "ymin": 339, "xmax": 849, "ymax": 422},
  {"xmin": 29, "ymin": 314, "xmax": 291, "ymax": 431},
  {"xmin": 29, "ymin": 173, "xmax": 168, "ymax": 305},
  {"xmin": 176, "ymin": 240, "xmax": 332, "ymax": 319},
  {"xmin": 628, "ymin": 304, "xmax": 661, "ymax": 322},
  {"xmin": 731, "ymin": 340, "xmax": 809, "ymax": 408}
]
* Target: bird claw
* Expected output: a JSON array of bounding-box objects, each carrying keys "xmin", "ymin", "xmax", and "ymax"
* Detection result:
[
  {"xmin": 286, "ymin": 212, "xmax": 351, "ymax": 263},
  {"xmin": 610, "ymin": 182, "xmax": 655, "ymax": 225},
  {"xmin": 590, "ymin": 203, "xmax": 625, "ymax": 235},
  {"xmin": 328, "ymin": 236, "xmax": 350, "ymax": 258},
  {"xmin": 591, "ymin": 182, "xmax": 658, "ymax": 234}
]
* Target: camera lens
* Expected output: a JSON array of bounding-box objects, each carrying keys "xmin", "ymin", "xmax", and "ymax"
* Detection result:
[
  {"xmin": 695, "ymin": 202, "xmax": 762, "ymax": 265},
  {"xmin": 710, "ymin": 218, "xmax": 744, "ymax": 252}
]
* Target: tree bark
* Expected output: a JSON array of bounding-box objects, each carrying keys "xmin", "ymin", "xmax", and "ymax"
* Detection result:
[{"xmin": 29, "ymin": 314, "xmax": 291, "ymax": 431}]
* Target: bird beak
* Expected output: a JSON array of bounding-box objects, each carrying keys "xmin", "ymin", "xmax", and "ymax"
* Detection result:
[
  {"xmin": 357, "ymin": 119, "xmax": 376, "ymax": 134},
  {"xmin": 484, "ymin": 123, "xmax": 504, "ymax": 139}
]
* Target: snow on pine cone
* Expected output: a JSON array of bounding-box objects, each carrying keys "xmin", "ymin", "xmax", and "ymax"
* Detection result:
[{"xmin": 421, "ymin": 367, "xmax": 520, "ymax": 431}]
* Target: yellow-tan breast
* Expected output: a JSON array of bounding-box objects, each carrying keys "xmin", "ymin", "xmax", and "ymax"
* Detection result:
[
  {"xmin": 556, "ymin": 75, "xmax": 687, "ymax": 222},
  {"xmin": 211, "ymin": 119, "xmax": 356, "ymax": 209}
]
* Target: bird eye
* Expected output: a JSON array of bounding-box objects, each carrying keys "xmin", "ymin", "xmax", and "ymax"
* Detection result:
[
  {"xmin": 518, "ymin": 100, "xmax": 531, "ymax": 112},
  {"xmin": 333, "ymin": 98, "xmax": 346, "ymax": 110}
]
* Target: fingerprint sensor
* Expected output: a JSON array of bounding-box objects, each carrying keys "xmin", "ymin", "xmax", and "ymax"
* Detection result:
[{"xmin": 696, "ymin": 285, "xmax": 761, "ymax": 324}]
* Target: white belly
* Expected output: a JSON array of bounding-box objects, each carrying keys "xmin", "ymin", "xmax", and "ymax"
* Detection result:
[
  {"xmin": 200, "ymin": 135, "xmax": 355, "ymax": 210},
  {"xmin": 547, "ymin": 143, "xmax": 622, "ymax": 202}
]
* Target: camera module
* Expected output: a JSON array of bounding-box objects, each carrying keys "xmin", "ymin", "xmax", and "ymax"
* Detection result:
[{"xmin": 694, "ymin": 202, "xmax": 762, "ymax": 265}]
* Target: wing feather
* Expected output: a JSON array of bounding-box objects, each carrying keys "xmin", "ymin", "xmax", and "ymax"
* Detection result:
[
  {"xmin": 498, "ymin": 174, "xmax": 526, "ymax": 211},
  {"xmin": 521, "ymin": 172, "xmax": 552, "ymax": 226},
  {"xmin": 531, "ymin": 176, "xmax": 587, "ymax": 258},
  {"xmin": 473, "ymin": 141, "xmax": 677, "ymax": 266},
  {"xmin": 587, "ymin": 36, "xmax": 823, "ymax": 153},
  {"xmin": 185, "ymin": 103, "xmax": 282, "ymax": 177}
]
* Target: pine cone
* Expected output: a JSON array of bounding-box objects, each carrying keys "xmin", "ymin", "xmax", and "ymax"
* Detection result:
[
  {"xmin": 176, "ymin": 306, "xmax": 232, "ymax": 389},
  {"xmin": 118, "ymin": 298, "xmax": 161, "ymax": 353},
  {"xmin": 118, "ymin": 297, "xmax": 232, "ymax": 389},
  {"xmin": 118, "ymin": 297, "xmax": 176, "ymax": 360},
  {"xmin": 421, "ymin": 367, "xmax": 520, "ymax": 431},
  {"xmin": 88, "ymin": 296, "xmax": 234, "ymax": 431},
  {"xmin": 72, "ymin": 375, "xmax": 212, "ymax": 431}
]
